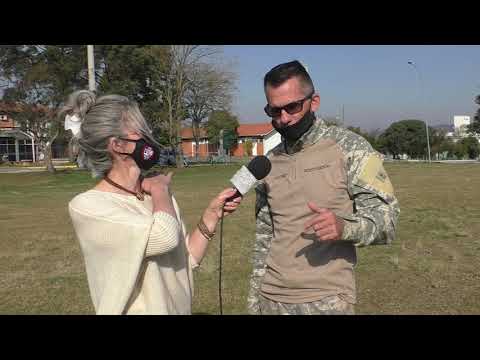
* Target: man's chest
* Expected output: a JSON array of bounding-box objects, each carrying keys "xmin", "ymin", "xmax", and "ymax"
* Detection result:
[{"xmin": 264, "ymin": 139, "xmax": 351, "ymax": 217}]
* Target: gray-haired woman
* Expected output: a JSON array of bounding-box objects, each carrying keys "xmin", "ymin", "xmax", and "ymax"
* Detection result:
[{"xmin": 64, "ymin": 90, "xmax": 241, "ymax": 315}]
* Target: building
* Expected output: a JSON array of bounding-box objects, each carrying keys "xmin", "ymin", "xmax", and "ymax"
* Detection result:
[
  {"xmin": 180, "ymin": 122, "xmax": 281, "ymax": 157},
  {"xmin": 0, "ymin": 104, "xmax": 38, "ymax": 162},
  {"xmin": 453, "ymin": 115, "xmax": 471, "ymax": 131},
  {"xmin": 180, "ymin": 127, "xmax": 219, "ymax": 158},
  {"xmin": 445, "ymin": 115, "xmax": 479, "ymax": 143},
  {"xmin": 0, "ymin": 102, "xmax": 68, "ymax": 162},
  {"xmin": 232, "ymin": 123, "xmax": 276, "ymax": 156}
]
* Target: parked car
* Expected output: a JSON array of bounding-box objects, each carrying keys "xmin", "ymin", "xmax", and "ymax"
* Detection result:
[
  {"xmin": 158, "ymin": 149, "xmax": 176, "ymax": 166},
  {"xmin": 158, "ymin": 149, "xmax": 189, "ymax": 167},
  {"xmin": 1, "ymin": 153, "xmax": 9, "ymax": 164}
]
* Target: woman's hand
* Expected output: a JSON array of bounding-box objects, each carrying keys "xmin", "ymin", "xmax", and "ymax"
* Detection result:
[
  {"xmin": 203, "ymin": 188, "xmax": 242, "ymax": 223},
  {"xmin": 141, "ymin": 172, "xmax": 173, "ymax": 196}
]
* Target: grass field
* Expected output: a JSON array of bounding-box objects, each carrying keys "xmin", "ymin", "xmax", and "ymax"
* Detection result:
[{"xmin": 1, "ymin": 163, "xmax": 480, "ymax": 314}]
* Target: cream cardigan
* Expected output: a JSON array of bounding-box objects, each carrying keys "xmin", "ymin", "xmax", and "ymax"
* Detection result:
[{"xmin": 69, "ymin": 190, "xmax": 198, "ymax": 315}]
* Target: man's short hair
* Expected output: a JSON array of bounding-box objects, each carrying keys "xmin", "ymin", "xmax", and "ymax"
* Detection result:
[{"xmin": 264, "ymin": 60, "xmax": 315, "ymax": 95}]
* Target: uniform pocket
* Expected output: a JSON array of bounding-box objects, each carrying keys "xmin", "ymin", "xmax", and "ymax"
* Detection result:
[{"xmin": 301, "ymin": 159, "xmax": 347, "ymax": 207}]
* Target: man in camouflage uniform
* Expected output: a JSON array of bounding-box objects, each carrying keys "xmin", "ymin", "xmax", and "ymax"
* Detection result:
[{"xmin": 248, "ymin": 60, "xmax": 400, "ymax": 315}]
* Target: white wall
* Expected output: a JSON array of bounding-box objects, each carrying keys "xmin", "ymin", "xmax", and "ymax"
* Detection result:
[
  {"xmin": 264, "ymin": 131, "xmax": 281, "ymax": 155},
  {"xmin": 454, "ymin": 115, "xmax": 470, "ymax": 129}
]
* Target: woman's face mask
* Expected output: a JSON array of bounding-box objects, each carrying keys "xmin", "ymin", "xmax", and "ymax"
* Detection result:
[{"xmin": 116, "ymin": 137, "xmax": 160, "ymax": 171}]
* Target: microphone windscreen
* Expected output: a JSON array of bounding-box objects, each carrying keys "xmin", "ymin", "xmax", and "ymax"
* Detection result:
[
  {"xmin": 246, "ymin": 155, "xmax": 272, "ymax": 180},
  {"xmin": 229, "ymin": 156, "xmax": 272, "ymax": 197}
]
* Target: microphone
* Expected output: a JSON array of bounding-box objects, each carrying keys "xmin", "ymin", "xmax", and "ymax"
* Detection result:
[{"xmin": 227, "ymin": 155, "xmax": 272, "ymax": 201}]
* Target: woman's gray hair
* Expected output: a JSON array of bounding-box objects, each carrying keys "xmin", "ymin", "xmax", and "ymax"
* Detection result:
[{"xmin": 61, "ymin": 90, "xmax": 159, "ymax": 178}]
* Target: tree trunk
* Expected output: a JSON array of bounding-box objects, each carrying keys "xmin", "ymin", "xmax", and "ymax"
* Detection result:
[
  {"xmin": 45, "ymin": 143, "xmax": 56, "ymax": 173},
  {"xmin": 45, "ymin": 130, "xmax": 59, "ymax": 173},
  {"xmin": 192, "ymin": 120, "xmax": 200, "ymax": 160},
  {"xmin": 175, "ymin": 120, "xmax": 184, "ymax": 169}
]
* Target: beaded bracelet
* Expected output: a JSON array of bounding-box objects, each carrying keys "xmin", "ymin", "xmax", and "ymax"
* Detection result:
[{"xmin": 197, "ymin": 217, "xmax": 216, "ymax": 240}]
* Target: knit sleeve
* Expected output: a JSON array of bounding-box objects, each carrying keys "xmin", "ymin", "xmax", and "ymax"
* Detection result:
[
  {"xmin": 144, "ymin": 211, "xmax": 181, "ymax": 258},
  {"xmin": 169, "ymin": 196, "xmax": 199, "ymax": 270}
]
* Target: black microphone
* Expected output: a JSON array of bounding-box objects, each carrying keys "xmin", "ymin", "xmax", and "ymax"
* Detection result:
[{"xmin": 226, "ymin": 155, "xmax": 272, "ymax": 201}]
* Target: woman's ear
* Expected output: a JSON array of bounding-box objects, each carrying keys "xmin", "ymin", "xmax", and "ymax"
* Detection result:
[{"xmin": 109, "ymin": 137, "xmax": 124, "ymax": 154}]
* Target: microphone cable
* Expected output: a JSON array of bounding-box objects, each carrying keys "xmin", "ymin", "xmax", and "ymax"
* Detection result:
[{"xmin": 218, "ymin": 207, "xmax": 225, "ymax": 315}]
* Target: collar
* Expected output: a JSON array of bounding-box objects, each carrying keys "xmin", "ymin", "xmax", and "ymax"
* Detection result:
[{"xmin": 283, "ymin": 117, "xmax": 329, "ymax": 154}]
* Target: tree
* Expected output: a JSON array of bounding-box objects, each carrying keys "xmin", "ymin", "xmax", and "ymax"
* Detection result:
[
  {"xmin": 184, "ymin": 61, "xmax": 236, "ymax": 159},
  {"xmin": 437, "ymin": 138, "xmax": 455, "ymax": 159},
  {"xmin": 453, "ymin": 141, "xmax": 466, "ymax": 159},
  {"xmin": 347, "ymin": 126, "xmax": 380, "ymax": 151},
  {"xmin": 457, "ymin": 136, "xmax": 480, "ymax": 159},
  {"xmin": 379, "ymin": 119, "xmax": 431, "ymax": 159},
  {"xmin": 467, "ymin": 95, "xmax": 480, "ymax": 135},
  {"xmin": 205, "ymin": 110, "xmax": 239, "ymax": 152},
  {"xmin": 93, "ymin": 45, "xmax": 171, "ymax": 145},
  {"xmin": 0, "ymin": 45, "xmax": 88, "ymax": 172},
  {"xmin": 160, "ymin": 45, "xmax": 223, "ymax": 167},
  {"xmin": 222, "ymin": 129, "xmax": 237, "ymax": 153}
]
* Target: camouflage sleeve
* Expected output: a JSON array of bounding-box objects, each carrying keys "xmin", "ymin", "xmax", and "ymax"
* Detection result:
[
  {"xmin": 247, "ymin": 182, "xmax": 273, "ymax": 314},
  {"xmin": 339, "ymin": 134, "xmax": 400, "ymax": 247}
]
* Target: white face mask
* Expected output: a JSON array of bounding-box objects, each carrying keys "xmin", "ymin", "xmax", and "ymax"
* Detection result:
[{"xmin": 65, "ymin": 114, "xmax": 82, "ymax": 136}]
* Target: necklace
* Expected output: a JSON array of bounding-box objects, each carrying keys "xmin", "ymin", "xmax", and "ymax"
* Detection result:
[{"xmin": 104, "ymin": 175, "xmax": 145, "ymax": 201}]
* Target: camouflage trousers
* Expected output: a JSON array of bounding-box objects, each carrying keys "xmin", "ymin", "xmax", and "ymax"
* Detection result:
[{"xmin": 258, "ymin": 295, "xmax": 355, "ymax": 315}]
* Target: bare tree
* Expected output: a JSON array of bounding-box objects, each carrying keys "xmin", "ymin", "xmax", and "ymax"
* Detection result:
[
  {"xmin": 161, "ymin": 45, "xmax": 223, "ymax": 167},
  {"xmin": 184, "ymin": 61, "xmax": 236, "ymax": 159}
]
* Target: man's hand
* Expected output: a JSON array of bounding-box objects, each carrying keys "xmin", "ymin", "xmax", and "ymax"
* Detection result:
[{"xmin": 304, "ymin": 202, "xmax": 345, "ymax": 241}]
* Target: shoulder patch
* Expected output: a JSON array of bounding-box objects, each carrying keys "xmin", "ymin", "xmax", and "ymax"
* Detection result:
[{"xmin": 357, "ymin": 155, "xmax": 394, "ymax": 196}]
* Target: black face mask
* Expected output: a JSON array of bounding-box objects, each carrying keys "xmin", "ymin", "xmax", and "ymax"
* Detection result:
[
  {"xmin": 272, "ymin": 111, "xmax": 315, "ymax": 142},
  {"xmin": 117, "ymin": 138, "xmax": 160, "ymax": 171}
]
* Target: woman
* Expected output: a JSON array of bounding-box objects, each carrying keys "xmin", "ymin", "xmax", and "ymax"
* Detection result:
[{"xmin": 64, "ymin": 90, "xmax": 241, "ymax": 315}]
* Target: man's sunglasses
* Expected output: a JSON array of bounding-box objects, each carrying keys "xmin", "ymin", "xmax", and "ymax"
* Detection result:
[{"xmin": 264, "ymin": 92, "xmax": 314, "ymax": 117}]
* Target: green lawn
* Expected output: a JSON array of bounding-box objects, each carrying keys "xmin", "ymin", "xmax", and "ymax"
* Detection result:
[{"xmin": 1, "ymin": 163, "xmax": 479, "ymax": 314}]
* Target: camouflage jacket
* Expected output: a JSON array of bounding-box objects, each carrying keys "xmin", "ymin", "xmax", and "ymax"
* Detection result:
[{"xmin": 247, "ymin": 118, "xmax": 400, "ymax": 314}]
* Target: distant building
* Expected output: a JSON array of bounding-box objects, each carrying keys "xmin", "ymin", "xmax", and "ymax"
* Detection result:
[
  {"xmin": 180, "ymin": 127, "xmax": 219, "ymax": 158},
  {"xmin": 232, "ymin": 123, "xmax": 276, "ymax": 157},
  {"xmin": 445, "ymin": 115, "xmax": 479, "ymax": 143},
  {"xmin": 453, "ymin": 115, "xmax": 471, "ymax": 130},
  {"xmin": 0, "ymin": 104, "xmax": 38, "ymax": 162},
  {"xmin": 180, "ymin": 122, "xmax": 281, "ymax": 157},
  {"xmin": 0, "ymin": 102, "xmax": 68, "ymax": 162}
]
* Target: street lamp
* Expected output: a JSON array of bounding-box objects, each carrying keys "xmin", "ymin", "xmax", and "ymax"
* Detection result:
[{"xmin": 408, "ymin": 60, "xmax": 431, "ymax": 163}]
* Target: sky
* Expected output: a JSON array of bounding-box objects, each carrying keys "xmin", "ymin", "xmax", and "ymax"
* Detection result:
[{"xmin": 222, "ymin": 45, "xmax": 480, "ymax": 131}]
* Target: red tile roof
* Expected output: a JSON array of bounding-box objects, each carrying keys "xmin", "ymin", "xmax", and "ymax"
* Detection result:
[
  {"xmin": 180, "ymin": 122, "xmax": 274, "ymax": 139},
  {"xmin": 237, "ymin": 123, "xmax": 273, "ymax": 137}
]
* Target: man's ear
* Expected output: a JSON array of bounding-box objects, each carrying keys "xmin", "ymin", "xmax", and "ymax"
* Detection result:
[{"xmin": 311, "ymin": 94, "xmax": 320, "ymax": 113}]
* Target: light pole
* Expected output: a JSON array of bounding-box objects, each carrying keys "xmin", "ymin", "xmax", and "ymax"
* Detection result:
[
  {"xmin": 408, "ymin": 60, "xmax": 431, "ymax": 163},
  {"xmin": 87, "ymin": 45, "xmax": 96, "ymax": 92}
]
